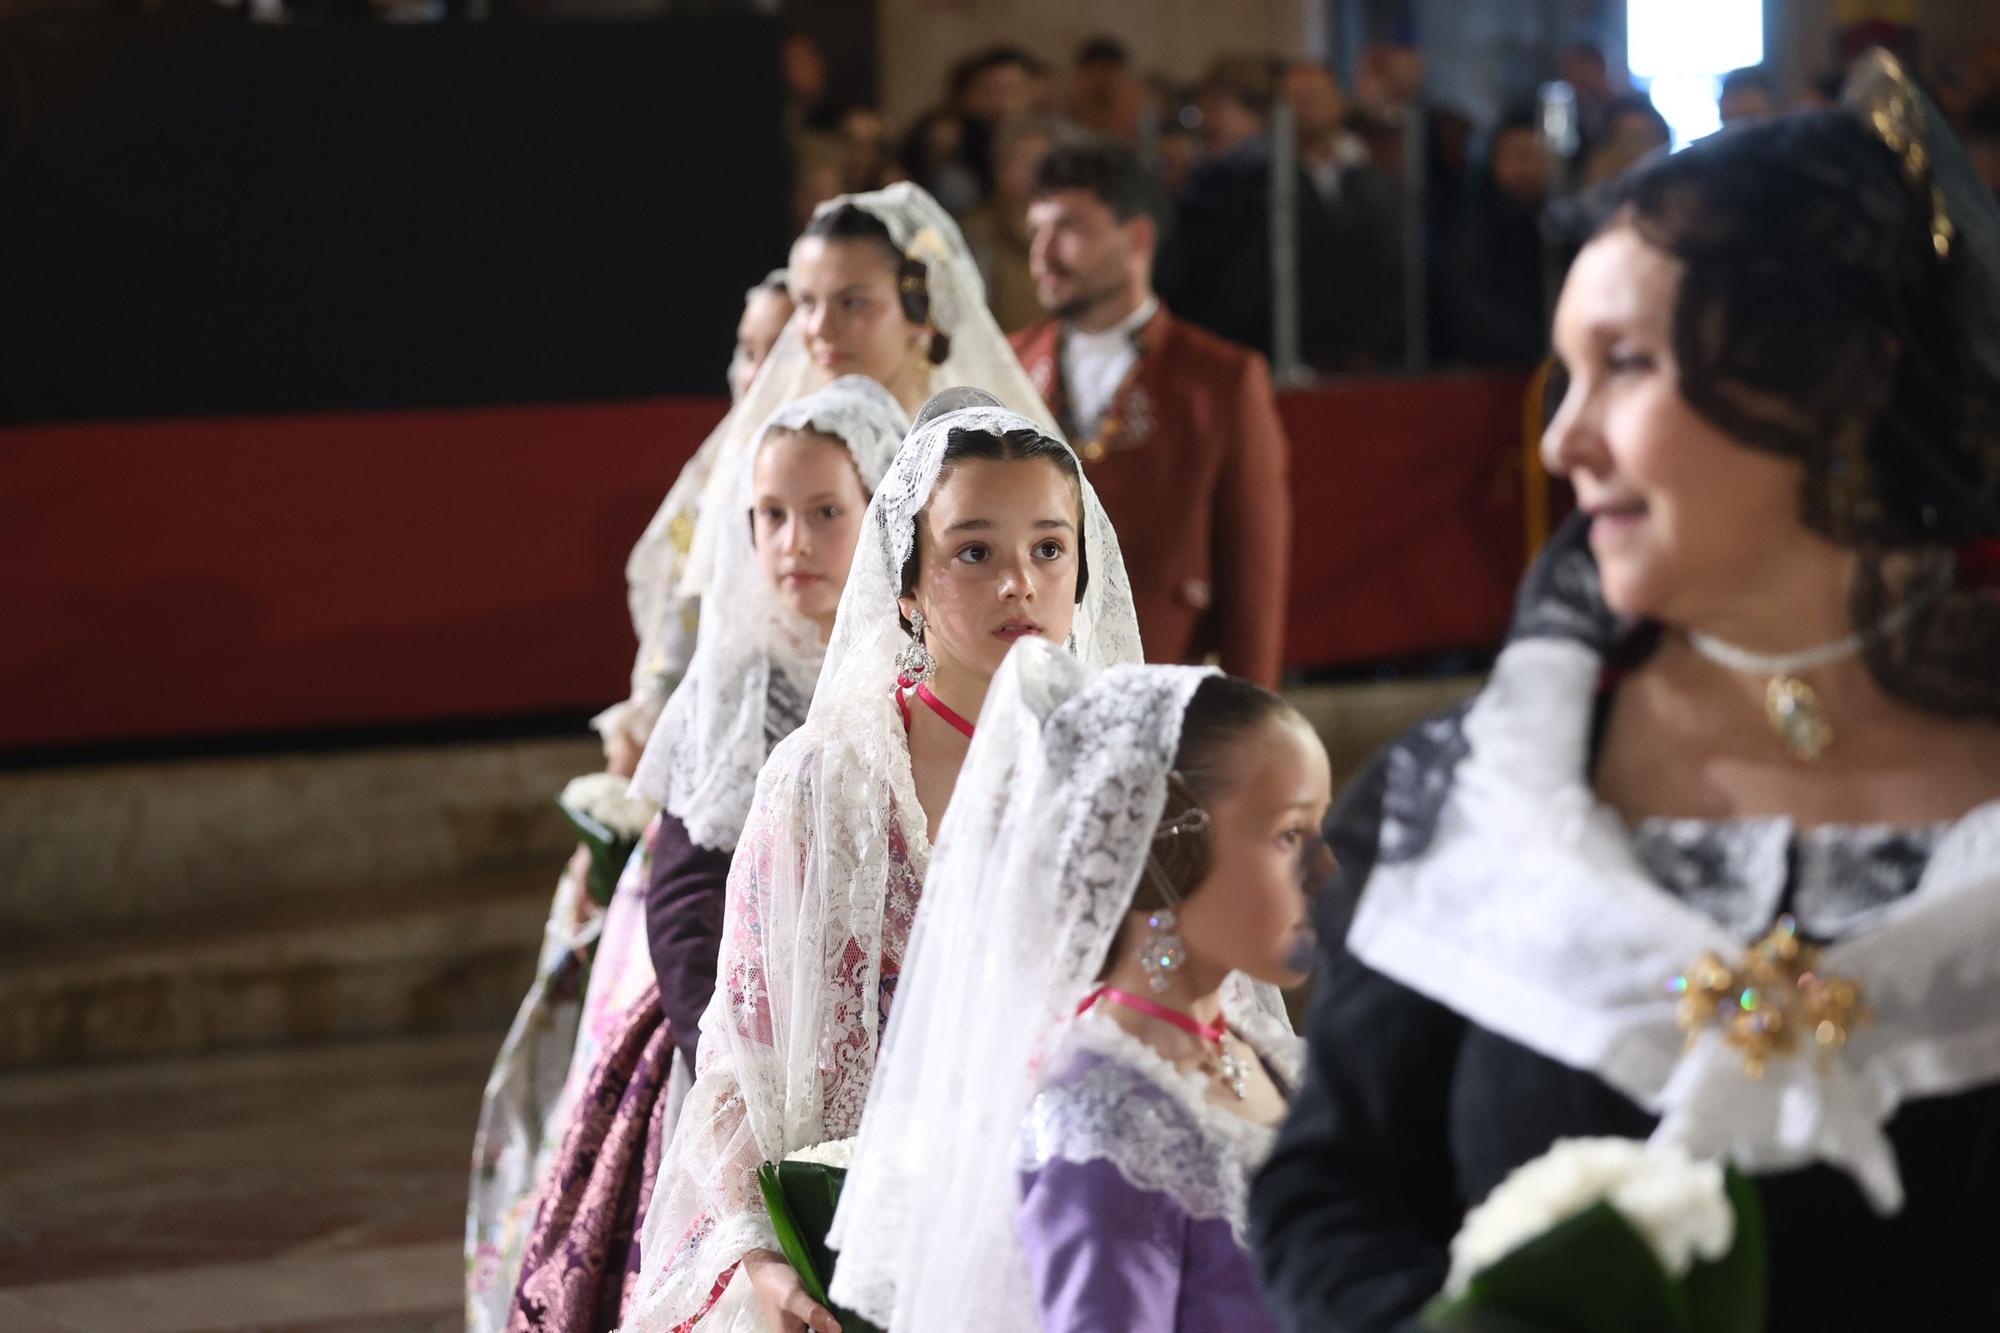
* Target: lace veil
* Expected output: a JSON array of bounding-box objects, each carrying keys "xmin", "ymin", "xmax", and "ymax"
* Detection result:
[
  {"xmin": 615, "ymin": 181, "xmax": 1059, "ymax": 743},
  {"xmin": 671, "ymin": 181, "xmax": 1060, "ymax": 608},
  {"xmin": 624, "ymin": 398, "xmax": 1141, "ymax": 1332},
  {"xmin": 629, "ymin": 375, "xmax": 909, "ymax": 851},
  {"xmin": 825, "ymin": 639, "xmax": 1295, "ymax": 1331}
]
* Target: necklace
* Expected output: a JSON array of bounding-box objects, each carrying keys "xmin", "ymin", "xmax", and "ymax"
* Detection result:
[
  {"xmin": 1684, "ymin": 631, "xmax": 1862, "ymax": 762},
  {"xmin": 1685, "ymin": 587, "xmax": 1939, "ymax": 763},
  {"xmin": 1080, "ymin": 986, "xmax": 1250, "ymax": 1099}
]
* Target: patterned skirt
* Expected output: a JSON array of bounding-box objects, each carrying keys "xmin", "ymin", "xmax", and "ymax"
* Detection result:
[{"xmin": 509, "ymin": 981, "xmax": 683, "ymax": 1333}]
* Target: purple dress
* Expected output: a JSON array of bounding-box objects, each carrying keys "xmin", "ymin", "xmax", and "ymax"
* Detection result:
[{"xmin": 1014, "ymin": 1030, "xmax": 1286, "ymax": 1333}]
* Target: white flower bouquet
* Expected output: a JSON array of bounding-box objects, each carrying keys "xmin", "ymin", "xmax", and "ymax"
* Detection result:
[
  {"xmin": 556, "ymin": 773, "xmax": 657, "ymax": 907},
  {"xmin": 756, "ymin": 1139, "xmax": 882, "ymax": 1333},
  {"xmin": 1425, "ymin": 1137, "xmax": 1766, "ymax": 1333}
]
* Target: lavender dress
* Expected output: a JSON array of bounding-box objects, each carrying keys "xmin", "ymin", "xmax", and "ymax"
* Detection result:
[{"xmin": 1015, "ymin": 1020, "xmax": 1290, "ymax": 1333}]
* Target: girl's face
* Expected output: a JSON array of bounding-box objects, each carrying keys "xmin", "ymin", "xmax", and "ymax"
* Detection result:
[
  {"xmin": 1543, "ymin": 225, "xmax": 1849, "ymax": 628},
  {"xmin": 1173, "ymin": 715, "xmax": 1333, "ymax": 989},
  {"xmin": 728, "ymin": 287, "xmax": 795, "ymax": 403},
  {"xmin": 750, "ymin": 429, "xmax": 869, "ymax": 639},
  {"xmin": 787, "ymin": 235, "xmax": 930, "ymax": 393},
  {"xmin": 899, "ymin": 456, "xmax": 1082, "ymax": 686}
]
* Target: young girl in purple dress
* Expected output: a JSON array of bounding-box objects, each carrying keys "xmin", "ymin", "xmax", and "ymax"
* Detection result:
[{"xmin": 829, "ymin": 638, "xmax": 1333, "ymax": 1333}]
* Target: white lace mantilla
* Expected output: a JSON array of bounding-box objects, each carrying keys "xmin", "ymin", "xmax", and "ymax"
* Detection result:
[
  {"xmin": 825, "ymin": 645, "xmax": 1296, "ymax": 1333},
  {"xmin": 629, "ymin": 376, "xmax": 907, "ymax": 851},
  {"xmin": 1349, "ymin": 634, "xmax": 2000, "ymax": 1214},
  {"xmin": 624, "ymin": 401, "xmax": 1143, "ymax": 1333},
  {"xmin": 1015, "ymin": 1014, "xmax": 1287, "ymax": 1247}
]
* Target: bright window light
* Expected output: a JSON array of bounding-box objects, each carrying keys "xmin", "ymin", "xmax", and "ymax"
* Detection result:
[{"xmin": 1626, "ymin": 0, "xmax": 1765, "ymax": 147}]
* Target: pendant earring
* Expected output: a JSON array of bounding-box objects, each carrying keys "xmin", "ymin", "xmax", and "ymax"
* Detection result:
[
  {"xmin": 896, "ymin": 607, "xmax": 936, "ymax": 687},
  {"xmin": 1139, "ymin": 907, "xmax": 1187, "ymax": 994}
]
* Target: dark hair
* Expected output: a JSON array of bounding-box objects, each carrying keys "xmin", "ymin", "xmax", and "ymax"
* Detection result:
[
  {"xmin": 1566, "ymin": 106, "xmax": 2000, "ymax": 715},
  {"xmin": 1075, "ymin": 36, "xmax": 1128, "ymax": 69},
  {"xmin": 1033, "ymin": 137, "xmax": 1161, "ymax": 226},
  {"xmin": 1606, "ymin": 93, "xmax": 1671, "ymax": 143},
  {"xmin": 798, "ymin": 204, "xmax": 952, "ymax": 365},
  {"xmin": 951, "ymin": 45, "xmax": 1046, "ymax": 99},
  {"xmin": 1195, "ymin": 55, "xmax": 1278, "ymax": 117},
  {"xmin": 1720, "ymin": 65, "xmax": 1778, "ymax": 102},
  {"xmin": 1127, "ymin": 676, "xmax": 1299, "ymax": 910},
  {"xmin": 897, "ymin": 426, "xmax": 1090, "ymax": 628}
]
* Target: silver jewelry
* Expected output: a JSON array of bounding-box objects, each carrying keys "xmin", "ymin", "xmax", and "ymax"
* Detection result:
[
  {"xmin": 1213, "ymin": 1042, "xmax": 1251, "ymax": 1100},
  {"xmin": 895, "ymin": 607, "xmax": 936, "ymax": 686},
  {"xmin": 1138, "ymin": 907, "xmax": 1187, "ymax": 994}
]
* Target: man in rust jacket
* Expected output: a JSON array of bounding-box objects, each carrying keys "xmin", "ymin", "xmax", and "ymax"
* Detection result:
[{"xmin": 1013, "ymin": 137, "xmax": 1292, "ymax": 687}]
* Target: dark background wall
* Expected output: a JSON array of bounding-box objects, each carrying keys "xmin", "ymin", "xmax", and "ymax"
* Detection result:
[{"xmin": 0, "ymin": 16, "xmax": 792, "ymax": 423}]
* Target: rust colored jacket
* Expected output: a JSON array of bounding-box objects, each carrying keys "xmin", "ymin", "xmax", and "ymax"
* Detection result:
[{"xmin": 1011, "ymin": 304, "xmax": 1291, "ymax": 687}]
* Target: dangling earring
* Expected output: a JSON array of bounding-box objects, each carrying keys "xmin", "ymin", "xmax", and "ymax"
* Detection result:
[
  {"xmin": 896, "ymin": 607, "xmax": 936, "ymax": 687},
  {"xmin": 1064, "ymin": 627, "xmax": 1078, "ymax": 656},
  {"xmin": 1138, "ymin": 797, "xmax": 1207, "ymax": 993},
  {"xmin": 1139, "ymin": 907, "xmax": 1187, "ymax": 993}
]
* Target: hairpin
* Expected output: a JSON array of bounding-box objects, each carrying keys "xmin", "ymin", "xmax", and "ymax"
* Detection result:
[{"xmin": 1853, "ymin": 49, "xmax": 1954, "ymax": 259}]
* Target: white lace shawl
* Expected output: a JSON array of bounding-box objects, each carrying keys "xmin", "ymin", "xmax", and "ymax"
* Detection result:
[
  {"xmin": 1349, "ymin": 634, "xmax": 2000, "ymax": 1214},
  {"xmin": 622, "ymin": 409, "xmax": 1143, "ymax": 1333},
  {"xmin": 615, "ymin": 182, "xmax": 1058, "ymax": 744},
  {"xmin": 823, "ymin": 641, "xmax": 1297, "ymax": 1333},
  {"xmin": 1016, "ymin": 1013, "xmax": 1297, "ymax": 1247},
  {"xmin": 628, "ymin": 377, "xmax": 908, "ymax": 851}
]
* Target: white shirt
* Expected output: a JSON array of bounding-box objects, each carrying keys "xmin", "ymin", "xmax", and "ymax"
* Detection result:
[{"xmin": 1059, "ymin": 294, "xmax": 1157, "ymax": 442}]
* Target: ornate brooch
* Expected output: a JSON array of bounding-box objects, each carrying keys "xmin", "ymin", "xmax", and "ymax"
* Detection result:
[{"xmin": 1668, "ymin": 915, "xmax": 1871, "ymax": 1078}]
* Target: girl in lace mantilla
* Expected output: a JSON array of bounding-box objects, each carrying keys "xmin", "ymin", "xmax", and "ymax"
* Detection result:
[
  {"xmin": 624, "ymin": 391, "xmax": 1143, "ymax": 1333},
  {"xmin": 467, "ymin": 271, "xmax": 793, "ymax": 1333},
  {"xmin": 828, "ymin": 642, "xmax": 1331, "ymax": 1333},
  {"xmin": 502, "ymin": 377, "xmax": 908, "ymax": 1333}
]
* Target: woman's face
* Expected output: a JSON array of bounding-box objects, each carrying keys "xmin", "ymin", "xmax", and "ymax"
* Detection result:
[
  {"xmin": 1543, "ymin": 226, "xmax": 1844, "ymax": 627},
  {"xmin": 1174, "ymin": 715, "xmax": 1333, "ymax": 990},
  {"xmin": 728, "ymin": 287, "xmax": 795, "ymax": 403},
  {"xmin": 787, "ymin": 235, "xmax": 929, "ymax": 391},
  {"xmin": 751, "ymin": 429, "xmax": 870, "ymax": 638},
  {"xmin": 900, "ymin": 456, "xmax": 1082, "ymax": 685}
]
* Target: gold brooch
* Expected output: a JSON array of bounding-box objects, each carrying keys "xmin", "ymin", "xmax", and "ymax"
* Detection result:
[{"xmin": 1669, "ymin": 916, "xmax": 1871, "ymax": 1078}]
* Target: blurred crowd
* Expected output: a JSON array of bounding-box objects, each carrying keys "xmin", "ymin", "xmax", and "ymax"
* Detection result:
[{"xmin": 785, "ymin": 31, "xmax": 2000, "ymax": 377}]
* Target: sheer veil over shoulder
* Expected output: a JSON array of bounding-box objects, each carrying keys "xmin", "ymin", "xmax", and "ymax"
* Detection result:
[
  {"xmin": 823, "ymin": 640, "xmax": 1296, "ymax": 1331},
  {"xmin": 629, "ymin": 376, "xmax": 908, "ymax": 852},
  {"xmin": 623, "ymin": 397, "xmax": 1141, "ymax": 1332}
]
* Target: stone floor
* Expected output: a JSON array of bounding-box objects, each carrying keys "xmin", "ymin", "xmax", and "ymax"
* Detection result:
[{"xmin": 0, "ymin": 1030, "xmax": 501, "ymax": 1332}]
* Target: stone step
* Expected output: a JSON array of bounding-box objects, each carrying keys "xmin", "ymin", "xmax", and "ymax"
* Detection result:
[
  {"xmin": 0, "ymin": 736, "xmax": 600, "ymax": 945},
  {"xmin": 0, "ymin": 679, "xmax": 1478, "ymax": 1069},
  {"xmin": 0, "ymin": 870, "xmax": 553, "ymax": 1069}
]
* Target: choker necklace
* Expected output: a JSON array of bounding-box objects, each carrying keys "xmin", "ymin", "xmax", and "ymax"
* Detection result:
[
  {"xmin": 896, "ymin": 681, "xmax": 976, "ymax": 739},
  {"xmin": 1080, "ymin": 986, "xmax": 1249, "ymax": 1099},
  {"xmin": 1685, "ymin": 588, "xmax": 1938, "ymax": 763}
]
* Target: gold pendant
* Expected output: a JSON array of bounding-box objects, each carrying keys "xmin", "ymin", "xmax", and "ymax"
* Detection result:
[{"xmin": 1765, "ymin": 676, "xmax": 1832, "ymax": 762}]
